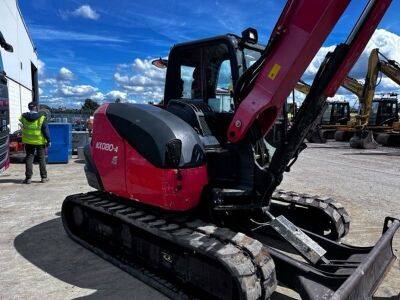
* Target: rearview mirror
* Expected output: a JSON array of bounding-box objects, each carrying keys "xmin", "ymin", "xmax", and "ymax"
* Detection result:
[{"xmin": 152, "ymin": 58, "xmax": 168, "ymax": 69}]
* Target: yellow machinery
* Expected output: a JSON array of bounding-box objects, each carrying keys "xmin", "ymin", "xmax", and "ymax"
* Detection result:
[
  {"xmin": 295, "ymin": 81, "xmax": 351, "ymax": 142},
  {"xmin": 342, "ymin": 49, "xmax": 399, "ymax": 148},
  {"xmin": 296, "ymin": 49, "xmax": 400, "ymax": 148},
  {"xmin": 374, "ymin": 52, "xmax": 400, "ymax": 146},
  {"xmin": 295, "ymin": 49, "xmax": 400, "ymax": 147}
]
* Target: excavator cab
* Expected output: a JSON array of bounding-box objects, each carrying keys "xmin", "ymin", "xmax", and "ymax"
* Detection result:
[
  {"xmin": 163, "ymin": 36, "xmax": 241, "ymax": 148},
  {"xmin": 351, "ymin": 96, "xmax": 399, "ymax": 148},
  {"xmin": 161, "ymin": 33, "xmax": 275, "ymax": 196},
  {"xmin": 368, "ymin": 96, "xmax": 399, "ymax": 126},
  {"xmin": 321, "ymin": 101, "xmax": 350, "ymax": 125},
  {"xmin": 164, "ymin": 31, "xmax": 262, "ymax": 115},
  {"xmin": 163, "ymin": 33, "xmax": 289, "ymax": 149}
]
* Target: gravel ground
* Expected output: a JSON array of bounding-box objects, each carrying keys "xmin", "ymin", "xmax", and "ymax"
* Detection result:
[{"xmin": 0, "ymin": 141, "xmax": 399, "ymax": 299}]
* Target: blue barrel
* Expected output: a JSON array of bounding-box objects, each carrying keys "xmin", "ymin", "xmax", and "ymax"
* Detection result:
[{"xmin": 48, "ymin": 123, "xmax": 72, "ymax": 163}]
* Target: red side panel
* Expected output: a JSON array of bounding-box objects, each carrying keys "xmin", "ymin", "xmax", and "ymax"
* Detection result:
[
  {"xmin": 228, "ymin": 0, "xmax": 350, "ymax": 142},
  {"xmin": 125, "ymin": 143, "xmax": 208, "ymax": 211},
  {"xmin": 92, "ymin": 104, "xmax": 128, "ymax": 197},
  {"xmin": 91, "ymin": 103, "xmax": 209, "ymax": 211}
]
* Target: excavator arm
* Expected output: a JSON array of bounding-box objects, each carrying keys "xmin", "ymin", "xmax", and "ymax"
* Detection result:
[
  {"xmin": 295, "ymin": 76, "xmax": 364, "ymax": 100},
  {"xmin": 294, "ymin": 81, "xmax": 311, "ymax": 95},
  {"xmin": 341, "ymin": 76, "xmax": 363, "ymax": 99},
  {"xmin": 264, "ymin": 0, "xmax": 392, "ymax": 194},
  {"xmin": 379, "ymin": 53, "xmax": 400, "ymax": 85},
  {"xmin": 298, "ymin": 48, "xmax": 398, "ymax": 130},
  {"xmin": 357, "ymin": 48, "xmax": 380, "ymax": 127},
  {"xmin": 353, "ymin": 49, "xmax": 400, "ymax": 129}
]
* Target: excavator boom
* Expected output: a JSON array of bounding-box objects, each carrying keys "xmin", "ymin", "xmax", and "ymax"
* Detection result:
[
  {"xmin": 380, "ymin": 57, "xmax": 400, "ymax": 85},
  {"xmin": 295, "ymin": 76, "xmax": 363, "ymax": 100},
  {"xmin": 266, "ymin": 0, "xmax": 392, "ymax": 190},
  {"xmin": 341, "ymin": 76, "xmax": 363, "ymax": 99},
  {"xmin": 228, "ymin": 0, "xmax": 350, "ymax": 142},
  {"xmin": 357, "ymin": 49, "xmax": 380, "ymax": 127}
]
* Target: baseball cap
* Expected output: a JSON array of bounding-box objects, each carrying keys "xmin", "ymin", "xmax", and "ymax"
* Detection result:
[{"xmin": 28, "ymin": 101, "xmax": 38, "ymax": 110}]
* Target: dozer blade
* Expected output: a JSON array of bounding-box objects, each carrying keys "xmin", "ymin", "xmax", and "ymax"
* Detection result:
[
  {"xmin": 330, "ymin": 217, "xmax": 399, "ymax": 299},
  {"xmin": 250, "ymin": 217, "xmax": 400, "ymax": 300},
  {"xmin": 349, "ymin": 130, "xmax": 378, "ymax": 149}
]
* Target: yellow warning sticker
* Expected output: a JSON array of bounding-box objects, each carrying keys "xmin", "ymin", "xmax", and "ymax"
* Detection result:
[{"xmin": 267, "ymin": 63, "xmax": 281, "ymax": 80}]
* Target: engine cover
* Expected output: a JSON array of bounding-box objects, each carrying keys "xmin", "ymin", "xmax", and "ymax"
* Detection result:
[{"xmin": 87, "ymin": 103, "xmax": 208, "ymax": 211}]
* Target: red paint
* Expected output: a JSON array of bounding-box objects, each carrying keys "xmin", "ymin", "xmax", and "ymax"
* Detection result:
[
  {"xmin": 125, "ymin": 143, "xmax": 208, "ymax": 211},
  {"xmin": 91, "ymin": 104, "xmax": 209, "ymax": 211},
  {"xmin": 228, "ymin": 0, "xmax": 350, "ymax": 142},
  {"xmin": 92, "ymin": 104, "xmax": 127, "ymax": 196}
]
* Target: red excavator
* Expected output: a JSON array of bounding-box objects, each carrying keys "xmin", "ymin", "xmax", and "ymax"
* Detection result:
[{"xmin": 62, "ymin": 1, "xmax": 399, "ymax": 299}]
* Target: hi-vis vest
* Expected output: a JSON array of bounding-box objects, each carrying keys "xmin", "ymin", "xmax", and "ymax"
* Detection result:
[{"xmin": 19, "ymin": 115, "xmax": 47, "ymax": 145}]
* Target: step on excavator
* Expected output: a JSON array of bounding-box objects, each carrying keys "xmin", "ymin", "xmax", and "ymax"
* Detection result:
[{"xmin": 62, "ymin": 1, "xmax": 399, "ymax": 299}]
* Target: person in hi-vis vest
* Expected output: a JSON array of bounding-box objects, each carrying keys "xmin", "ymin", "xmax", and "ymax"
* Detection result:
[{"xmin": 19, "ymin": 102, "xmax": 51, "ymax": 184}]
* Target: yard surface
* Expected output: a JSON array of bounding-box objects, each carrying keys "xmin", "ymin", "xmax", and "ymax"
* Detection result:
[{"xmin": 0, "ymin": 141, "xmax": 399, "ymax": 299}]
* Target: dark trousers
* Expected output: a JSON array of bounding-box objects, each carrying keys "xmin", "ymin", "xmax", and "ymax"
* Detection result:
[{"xmin": 25, "ymin": 144, "xmax": 47, "ymax": 179}]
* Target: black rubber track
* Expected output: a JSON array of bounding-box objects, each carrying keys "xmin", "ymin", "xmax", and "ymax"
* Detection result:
[
  {"xmin": 271, "ymin": 189, "xmax": 350, "ymax": 241},
  {"xmin": 62, "ymin": 191, "xmax": 277, "ymax": 300}
]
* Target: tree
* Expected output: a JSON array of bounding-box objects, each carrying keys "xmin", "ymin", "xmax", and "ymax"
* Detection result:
[
  {"xmin": 115, "ymin": 97, "xmax": 122, "ymax": 103},
  {"xmin": 81, "ymin": 98, "xmax": 99, "ymax": 111}
]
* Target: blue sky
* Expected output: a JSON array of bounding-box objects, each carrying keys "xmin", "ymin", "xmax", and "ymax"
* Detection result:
[{"xmin": 19, "ymin": 0, "xmax": 400, "ymax": 108}]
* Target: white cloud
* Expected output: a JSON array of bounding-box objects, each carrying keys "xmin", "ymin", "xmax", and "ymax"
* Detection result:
[
  {"xmin": 30, "ymin": 25, "xmax": 125, "ymax": 43},
  {"xmin": 283, "ymin": 29, "xmax": 400, "ymax": 108},
  {"xmin": 301, "ymin": 28, "xmax": 400, "ymax": 107},
  {"xmin": 304, "ymin": 29, "xmax": 400, "ymax": 82},
  {"xmin": 348, "ymin": 29, "xmax": 400, "ymax": 79},
  {"xmin": 58, "ymin": 67, "xmax": 75, "ymax": 81},
  {"xmin": 39, "ymin": 78, "xmax": 58, "ymax": 86},
  {"xmin": 377, "ymin": 76, "xmax": 400, "ymax": 92},
  {"xmin": 37, "ymin": 59, "xmax": 45, "ymax": 76},
  {"xmin": 114, "ymin": 72, "xmax": 130, "ymax": 85},
  {"xmin": 91, "ymin": 92, "xmax": 105, "ymax": 101},
  {"xmin": 113, "ymin": 58, "xmax": 166, "ymax": 103},
  {"xmin": 57, "ymin": 84, "xmax": 98, "ymax": 98},
  {"xmin": 106, "ymin": 90, "xmax": 127, "ymax": 100},
  {"xmin": 71, "ymin": 5, "xmax": 100, "ymax": 20}
]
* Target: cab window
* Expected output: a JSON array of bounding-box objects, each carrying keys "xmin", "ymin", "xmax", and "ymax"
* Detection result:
[
  {"xmin": 209, "ymin": 60, "xmax": 233, "ymax": 112},
  {"xmin": 169, "ymin": 42, "xmax": 233, "ymax": 111}
]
